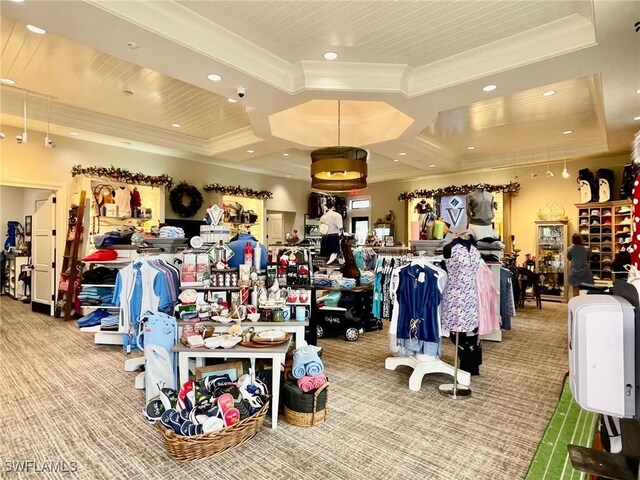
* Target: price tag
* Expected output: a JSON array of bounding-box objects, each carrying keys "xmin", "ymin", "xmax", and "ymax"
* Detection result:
[{"xmin": 418, "ymin": 272, "xmax": 425, "ymax": 283}]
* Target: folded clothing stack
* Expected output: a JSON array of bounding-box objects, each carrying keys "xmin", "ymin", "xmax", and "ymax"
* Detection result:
[
  {"xmin": 476, "ymin": 237, "xmax": 505, "ymax": 251},
  {"xmin": 319, "ymin": 291, "xmax": 341, "ymax": 308},
  {"xmin": 100, "ymin": 314, "xmax": 120, "ymax": 331},
  {"xmin": 78, "ymin": 286, "xmax": 116, "ymax": 306},
  {"xmin": 158, "ymin": 226, "xmax": 185, "ymax": 238},
  {"xmin": 335, "ymin": 278, "xmax": 356, "ymax": 289},
  {"xmin": 82, "ymin": 267, "xmax": 118, "ymax": 285},
  {"xmin": 313, "ymin": 277, "xmax": 333, "ymax": 288},
  {"xmin": 93, "ymin": 227, "xmax": 135, "ymax": 248},
  {"xmin": 360, "ymin": 271, "xmax": 374, "ymax": 286},
  {"xmin": 77, "ymin": 308, "xmax": 111, "ymax": 328}
]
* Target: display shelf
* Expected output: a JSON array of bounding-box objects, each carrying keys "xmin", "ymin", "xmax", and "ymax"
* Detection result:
[
  {"xmin": 534, "ymin": 220, "xmax": 568, "ymax": 302},
  {"xmin": 576, "ymin": 200, "xmax": 631, "ymax": 283},
  {"xmin": 79, "ymin": 305, "xmax": 119, "ymax": 310},
  {"xmin": 177, "ymin": 320, "xmax": 309, "ymax": 327},
  {"xmin": 81, "ymin": 284, "xmax": 116, "ymax": 288},
  {"xmin": 179, "ymin": 286, "xmax": 241, "ymax": 291}
]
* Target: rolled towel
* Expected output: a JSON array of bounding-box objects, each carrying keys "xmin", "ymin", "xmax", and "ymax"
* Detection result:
[
  {"xmin": 305, "ymin": 358, "xmax": 324, "ymax": 377},
  {"xmin": 292, "ymin": 345, "xmax": 322, "ymax": 380},
  {"xmin": 311, "ymin": 373, "xmax": 327, "ymax": 390},
  {"xmin": 296, "ymin": 376, "xmax": 315, "ymax": 393}
]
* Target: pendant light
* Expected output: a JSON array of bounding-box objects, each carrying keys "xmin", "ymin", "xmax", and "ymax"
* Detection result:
[
  {"xmin": 16, "ymin": 93, "xmax": 28, "ymax": 144},
  {"xmin": 545, "ymin": 148, "xmax": 554, "ymax": 177},
  {"xmin": 561, "ymin": 138, "xmax": 570, "ymax": 178},
  {"xmin": 44, "ymin": 98, "xmax": 55, "ymax": 148},
  {"xmin": 310, "ymin": 100, "xmax": 368, "ymax": 191}
]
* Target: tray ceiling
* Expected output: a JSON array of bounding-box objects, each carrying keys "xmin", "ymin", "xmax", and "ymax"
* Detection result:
[{"xmin": 0, "ymin": 0, "xmax": 638, "ymax": 184}]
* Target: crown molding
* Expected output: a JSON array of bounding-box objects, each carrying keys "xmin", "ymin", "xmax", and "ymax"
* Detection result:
[
  {"xmin": 411, "ymin": 134, "xmax": 458, "ymax": 167},
  {"xmin": 298, "ymin": 61, "xmax": 407, "ymax": 92},
  {"xmin": 86, "ymin": 0, "xmax": 292, "ymax": 90},
  {"xmin": 408, "ymin": 14, "xmax": 596, "ymax": 96},
  {"xmin": 206, "ymin": 126, "xmax": 262, "ymax": 156}
]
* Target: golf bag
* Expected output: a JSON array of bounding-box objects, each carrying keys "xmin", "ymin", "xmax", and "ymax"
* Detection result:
[
  {"xmin": 137, "ymin": 312, "xmax": 178, "ymax": 403},
  {"xmin": 577, "ymin": 168, "xmax": 597, "ymax": 203},
  {"xmin": 620, "ymin": 164, "xmax": 634, "ymax": 199},
  {"xmin": 596, "ymin": 168, "xmax": 614, "ymax": 202}
]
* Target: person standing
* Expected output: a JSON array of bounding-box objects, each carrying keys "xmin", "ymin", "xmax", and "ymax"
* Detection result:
[
  {"xmin": 567, "ymin": 233, "xmax": 594, "ymax": 297},
  {"xmin": 319, "ymin": 197, "xmax": 343, "ymax": 261}
]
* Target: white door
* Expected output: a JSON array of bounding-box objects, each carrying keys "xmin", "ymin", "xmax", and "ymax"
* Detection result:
[
  {"xmin": 267, "ymin": 213, "xmax": 284, "ymax": 244},
  {"xmin": 32, "ymin": 194, "xmax": 56, "ymax": 315}
]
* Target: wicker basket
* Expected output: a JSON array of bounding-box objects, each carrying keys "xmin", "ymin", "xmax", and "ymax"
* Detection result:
[
  {"xmin": 284, "ymin": 383, "xmax": 329, "ymax": 427},
  {"xmin": 156, "ymin": 401, "xmax": 269, "ymax": 461}
]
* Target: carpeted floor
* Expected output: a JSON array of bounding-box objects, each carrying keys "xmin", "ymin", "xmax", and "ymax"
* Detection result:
[{"xmin": 0, "ymin": 297, "xmax": 569, "ymax": 480}]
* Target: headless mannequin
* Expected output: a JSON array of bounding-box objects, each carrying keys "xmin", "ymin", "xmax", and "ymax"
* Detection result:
[{"xmin": 466, "ymin": 187, "xmax": 496, "ymax": 240}]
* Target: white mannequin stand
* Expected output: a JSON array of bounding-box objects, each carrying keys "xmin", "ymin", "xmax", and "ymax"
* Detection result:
[
  {"xmin": 385, "ymin": 353, "xmax": 471, "ymax": 392},
  {"xmin": 124, "ymin": 357, "xmax": 146, "ymax": 389}
]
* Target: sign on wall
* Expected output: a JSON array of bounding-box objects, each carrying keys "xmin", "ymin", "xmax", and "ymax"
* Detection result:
[{"xmin": 437, "ymin": 195, "xmax": 467, "ymax": 234}]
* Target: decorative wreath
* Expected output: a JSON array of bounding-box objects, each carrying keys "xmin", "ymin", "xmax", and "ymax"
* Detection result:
[{"xmin": 169, "ymin": 182, "xmax": 204, "ymax": 218}]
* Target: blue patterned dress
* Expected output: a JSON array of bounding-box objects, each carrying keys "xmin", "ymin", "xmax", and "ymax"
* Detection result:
[{"xmin": 441, "ymin": 242, "xmax": 481, "ymax": 332}]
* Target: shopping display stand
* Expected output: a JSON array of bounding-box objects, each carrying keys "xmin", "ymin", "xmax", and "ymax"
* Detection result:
[{"xmin": 438, "ymin": 330, "xmax": 472, "ymax": 399}]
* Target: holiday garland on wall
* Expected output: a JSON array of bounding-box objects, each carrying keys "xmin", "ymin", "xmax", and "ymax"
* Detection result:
[
  {"xmin": 169, "ymin": 182, "xmax": 204, "ymax": 218},
  {"xmin": 71, "ymin": 164, "xmax": 173, "ymax": 188},
  {"xmin": 398, "ymin": 182, "xmax": 520, "ymax": 201},
  {"xmin": 203, "ymin": 183, "xmax": 273, "ymax": 200}
]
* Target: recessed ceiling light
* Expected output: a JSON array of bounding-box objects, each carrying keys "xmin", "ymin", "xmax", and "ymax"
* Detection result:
[
  {"xmin": 126, "ymin": 41, "xmax": 139, "ymax": 50},
  {"xmin": 562, "ymin": 130, "xmax": 574, "ymax": 135},
  {"xmin": 286, "ymin": 174, "xmax": 291, "ymax": 178},
  {"xmin": 428, "ymin": 164, "xmax": 436, "ymax": 168},
  {"xmin": 246, "ymin": 149, "xmax": 255, "ymax": 154},
  {"xmin": 467, "ymin": 146, "xmax": 476, "ymax": 150},
  {"xmin": 207, "ymin": 73, "xmax": 222, "ymax": 82},
  {"xmin": 69, "ymin": 131, "xmax": 80, "ymax": 136},
  {"xmin": 482, "ymin": 84, "xmax": 497, "ymax": 92},
  {"xmin": 393, "ymin": 159, "xmax": 399, "ymax": 162},
  {"xmin": 398, "ymin": 152, "xmax": 407, "ymax": 156},
  {"xmin": 171, "ymin": 123, "xmax": 181, "ymax": 128},
  {"xmin": 282, "ymin": 153, "xmax": 290, "ymax": 157},
  {"xmin": 123, "ymin": 90, "xmax": 133, "ymax": 96},
  {"xmin": 121, "ymin": 141, "xmax": 131, "ymax": 146},
  {"xmin": 10, "ymin": 0, "xmax": 25, "ymax": 3},
  {"xmin": 634, "ymin": 116, "xmax": 640, "ymax": 121},
  {"xmin": 636, "ymin": 89, "xmax": 640, "ymax": 94},
  {"xmin": 0, "ymin": 78, "xmax": 16, "ymax": 85},
  {"xmin": 542, "ymin": 90, "xmax": 557, "ymax": 97},
  {"xmin": 324, "ymin": 51, "xmax": 338, "ymax": 60},
  {"xmin": 26, "ymin": 24, "xmax": 46, "ymax": 35},
  {"xmin": 227, "ymin": 98, "xmax": 238, "ymax": 103}
]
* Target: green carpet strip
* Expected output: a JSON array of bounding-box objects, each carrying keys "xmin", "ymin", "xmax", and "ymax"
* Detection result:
[{"xmin": 526, "ymin": 379, "xmax": 598, "ymax": 480}]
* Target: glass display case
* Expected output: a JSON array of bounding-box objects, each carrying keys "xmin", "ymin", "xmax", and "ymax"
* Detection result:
[{"xmin": 535, "ymin": 220, "xmax": 568, "ymax": 302}]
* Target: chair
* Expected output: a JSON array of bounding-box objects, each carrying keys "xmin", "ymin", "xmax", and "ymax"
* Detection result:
[{"xmin": 517, "ymin": 267, "xmax": 542, "ymax": 309}]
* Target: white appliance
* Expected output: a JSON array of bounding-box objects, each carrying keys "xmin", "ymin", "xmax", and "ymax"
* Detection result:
[{"xmin": 568, "ymin": 295, "xmax": 636, "ymax": 418}]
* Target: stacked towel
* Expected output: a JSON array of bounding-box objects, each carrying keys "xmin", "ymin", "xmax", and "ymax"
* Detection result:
[
  {"xmin": 158, "ymin": 226, "xmax": 185, "ymax": 238},
  {"xmin": 292, "ymin": 345, "xmax": 324, "ymax": 379},
  {"xmin": 296, "ymin": 373, "xmax": 328, "ymax": 393}
]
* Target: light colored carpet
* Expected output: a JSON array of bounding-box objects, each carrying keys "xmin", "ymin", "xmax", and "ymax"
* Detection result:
[{"xmin": 0, "ymin": 297, "xmax": 569, "ymax": 479}]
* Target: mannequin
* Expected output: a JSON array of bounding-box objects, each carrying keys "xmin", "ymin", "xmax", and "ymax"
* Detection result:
[
  {"xmin": 319, "ymin": 197, "xmax": 343, "ymax": 258},
  {"xmin": 415, "ymin": 200, "xmax": 435, "ymax": 239},
  {"xmin": 466, "ymin": 186, "xmax": 496, "ymax": 240}
]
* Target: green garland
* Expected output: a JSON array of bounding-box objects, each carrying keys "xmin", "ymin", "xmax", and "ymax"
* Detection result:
[
  {"xmin": 170, "ymin": 182, "xmax": 204, "ymax": 218},
  {"xmin": 71, "ymin": 164, "xmax": 173, "ymax": 188},
  {"xmin": 203, "ymin": 183, "xmax": 273, "ymax": 200},
  {"xmin": 398, "ymin": 182, "xmax": 520, "ymax": 201}
]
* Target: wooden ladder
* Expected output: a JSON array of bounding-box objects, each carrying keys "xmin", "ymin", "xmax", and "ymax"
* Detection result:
[{"xmin": 54, "ymin": 190, "xmax": 86, "ymax": 320}]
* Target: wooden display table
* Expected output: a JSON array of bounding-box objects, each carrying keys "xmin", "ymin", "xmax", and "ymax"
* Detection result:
[{"xmin": 173, "ymin": 340, "xmax": 291, "ymax": 429}]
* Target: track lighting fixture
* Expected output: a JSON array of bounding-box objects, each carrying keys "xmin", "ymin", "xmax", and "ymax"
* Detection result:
[
  {"xmin": 562, "ymin": 158, "xmax": 570, "ymax": 179},
  {"xmin": 44, "ymin": 98, "xmax": 55, "ymax": 148},
  {"xmin": 0, "ymin": 132, "xmax": 5, "ymax": 140},
  {"xmin": 545, "ymin": 149, "xmax": 553, "ymax": 177},
  {"xmin": 16, "ymin": 93, "xmax": 28, "ymax": 144}
]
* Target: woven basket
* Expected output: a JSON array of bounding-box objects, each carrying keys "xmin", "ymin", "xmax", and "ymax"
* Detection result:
[
  {"xmin": 284, "ymin": 383, "xmax": 329, "ymax": 427},
  {"xmin": 156, "ymin": 401, "xmax": 269, "ymax": 461}
]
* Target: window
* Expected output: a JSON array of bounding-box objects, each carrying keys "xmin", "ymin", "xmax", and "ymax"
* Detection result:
[{"xmin": 350, "ymin": 199, "xmax": 370, "ymax": 210}]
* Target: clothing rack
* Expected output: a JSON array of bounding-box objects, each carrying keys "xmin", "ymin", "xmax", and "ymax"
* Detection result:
[{"xmin": 384, "ymin": 254, "xmax": 471, "ymax": 392}]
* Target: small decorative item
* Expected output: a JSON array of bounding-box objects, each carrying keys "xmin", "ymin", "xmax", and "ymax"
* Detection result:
[
  {"xmin": 285, "ymin": 229, "xmax": 300, "ymax": 245},
  {"xmin": 384, "ymin": 235, "xmax": 395, "ymax": 247},
  {"xmin": 205, "ymin": 204, "xmax": 224, "ymax": 226},
  {"xmin": 71, "ymin": 164, "xmax": 173, "ymax": 188},
  {"xmin": 398, "ymin": 181, "xmax": 520, "ymax": 201},
  {"xmin": 203, "ymin": 183, "xmax": 273, "ymax": 200},
  {"xmin": 169, "ymin": 182, "xmax": 204, "ymax": 218}
]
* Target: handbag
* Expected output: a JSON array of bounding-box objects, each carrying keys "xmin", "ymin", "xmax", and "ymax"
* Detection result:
[{"xmin": 319, "ymin": 223, "xmax": 329, "ymax": 235}]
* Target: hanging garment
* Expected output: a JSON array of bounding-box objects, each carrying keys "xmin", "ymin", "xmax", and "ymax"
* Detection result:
[
  {"xmin": 450, "ymin": 332, "xmax": 482, "ymax": 376},
  {"xmin": 440, "ymin": 242, "xmax": 481, "ymax": 333},
  {"xmin": 499, "ymin": 268, "xmax": 516, "ymax": 330},
  {"xmin": 114, "ymin": 186, "xmax": 132, "ymax": 217},
  {"xmin": 476, "ymin": 261, "xmax": 500, "ymax": 335}
]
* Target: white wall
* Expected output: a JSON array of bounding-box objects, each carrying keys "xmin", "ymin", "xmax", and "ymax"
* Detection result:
[
  {"xmin": 353, "ymin": 155, "xmax": 629, "ymax": 256},
  {"xmin": 0, "ymin": 186, "xmax": 53, "ymax": 241}
]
